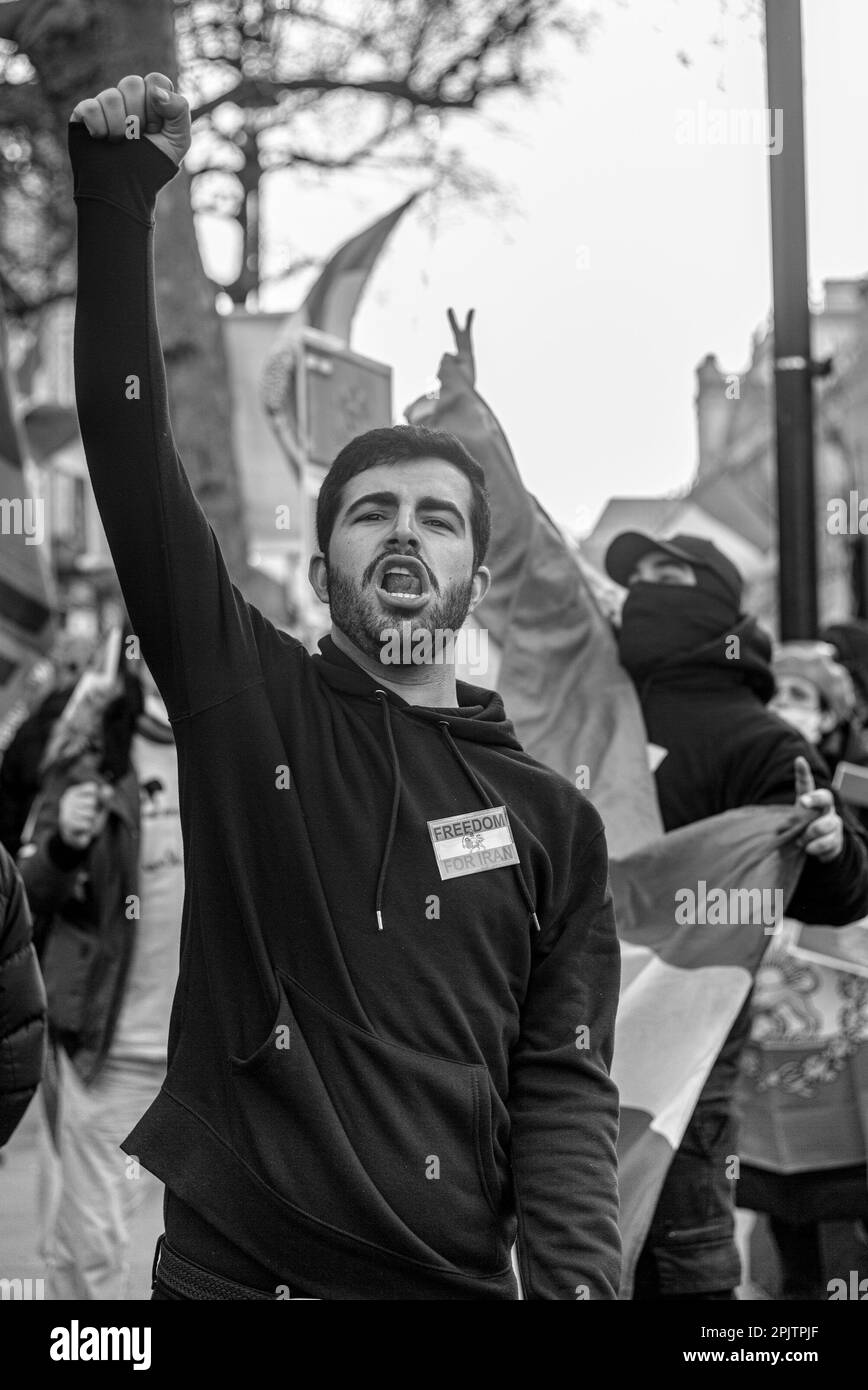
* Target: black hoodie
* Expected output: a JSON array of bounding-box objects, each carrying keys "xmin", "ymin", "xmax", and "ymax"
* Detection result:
[
  {"xmin": 624, "ymin": 605, "xmax": 868, "ymax": 911},
  {"xmin": 68, "ymin": 124, "xmax": 621, "ymax": 1301}
]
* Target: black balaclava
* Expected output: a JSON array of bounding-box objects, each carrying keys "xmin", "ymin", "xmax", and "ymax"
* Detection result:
[{"xmin": 617, "ymin": 567, "xmax": 741, "ymax": 683}]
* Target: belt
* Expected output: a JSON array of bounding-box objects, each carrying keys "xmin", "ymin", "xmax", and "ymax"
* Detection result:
[{"xmin": 153, "ymin": 1236, "xmax": 279, "ymax": 1301}]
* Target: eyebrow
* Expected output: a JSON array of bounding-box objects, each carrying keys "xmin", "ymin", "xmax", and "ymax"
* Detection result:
[{"xmin": 343, "ymin": 492, "xmax": 467, "ymax": 528}]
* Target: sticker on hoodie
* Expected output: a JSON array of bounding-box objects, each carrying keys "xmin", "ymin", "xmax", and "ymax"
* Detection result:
[{"xmin": 427, "ymin": 806, "xmax": 519, "ymax": 879}]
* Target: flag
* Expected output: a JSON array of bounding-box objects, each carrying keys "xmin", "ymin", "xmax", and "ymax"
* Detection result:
[
  {"xmin": 411, "ymin": 352, "xmax": 662, "ymax": 859},
  {"xmin": 0, "ymin": 298, "xmax": 55, "ymax": 731},
  {"xmin": 37, "ymin": 625, "xmax": 123, "ymax": 778},
  {"xmin": 737, "ymin": 919, "xmax": 868, "ymax": 1177},
  {"xmin": 262, "ymin": 194, "xmax": 417, "ymax": 477},
  {"xmin": 301, "ymin": 194, "xmax": 417, "ymax": 343},
  {"xmin": 610, "ymin": 803, "xmax": 807, "ymax": 1296}
]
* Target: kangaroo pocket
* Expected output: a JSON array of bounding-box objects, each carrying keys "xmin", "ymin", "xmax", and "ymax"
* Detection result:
[{"xmin": 228, "ymin": 969, "xmax": 507, "ymax": 1275}]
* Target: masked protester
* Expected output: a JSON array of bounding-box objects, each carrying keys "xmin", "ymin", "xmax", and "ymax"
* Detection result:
[
  {"xmin": 771, "ymin": 642, "xmax": 868, "ymax": 811},
  {"xmin": 604, "ymin": 531, "xmax": 868, "ymax": 1301},
  {"xmin": 769, "ymin": 643, "xmax": 854, "ymax": 748},
  {"xmin": 63, "ymin": 73, "xmax": 621, "ymax": 1302},
  {"xmin": 739, "ymin": 641, "xmax": 868, "ymax": 1298},
  {"xmin": 819, "ymin": 620, "xmax": 868, "ymax": 778}
]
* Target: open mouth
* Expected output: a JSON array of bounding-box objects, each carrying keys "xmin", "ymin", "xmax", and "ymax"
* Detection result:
[{"xmin": 373, "ymin": 557, "xmax": 432, "ymax": 608}]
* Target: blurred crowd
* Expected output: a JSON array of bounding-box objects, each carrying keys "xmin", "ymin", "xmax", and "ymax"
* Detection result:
[{"xmin": 2, "ymin": 573, "xmax": 868, "ymax": 1300}]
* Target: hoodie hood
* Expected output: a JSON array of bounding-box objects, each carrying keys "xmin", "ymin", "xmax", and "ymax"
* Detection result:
[{"xmin": 313, "ymin": 634, "xmax": 523, "ymax": 748}]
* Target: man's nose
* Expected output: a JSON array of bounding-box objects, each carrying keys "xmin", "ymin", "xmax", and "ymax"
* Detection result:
[{"xmin": 386, "ymin": 509, "xmax": 420, "ymax": 550}]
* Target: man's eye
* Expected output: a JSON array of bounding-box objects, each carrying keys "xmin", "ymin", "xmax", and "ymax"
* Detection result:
[
  {"xmin": 359, "ymin": 511, "xmax": 385, "ymax": 521},
  {"xmin": 425, "ymin": 518, "xmax": 451, "ymax": 529}
]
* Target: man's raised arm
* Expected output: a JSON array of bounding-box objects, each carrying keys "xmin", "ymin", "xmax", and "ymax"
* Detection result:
[{"xmin": 69, "ymin": 73, "xmax": 260, "ymax": 718}]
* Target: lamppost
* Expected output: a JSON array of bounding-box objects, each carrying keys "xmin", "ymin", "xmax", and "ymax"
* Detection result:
[{"xmin": 764, "ymin": 0, "xmax": 818, "ymax": 637}]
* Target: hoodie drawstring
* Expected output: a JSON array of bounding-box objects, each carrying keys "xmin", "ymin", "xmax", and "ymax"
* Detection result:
[
  {"xmin": 371, "ymin": 692, "xmax": 540, "ymax": 935},
  {"xmin": 438, "ymin": 722, "xmax": 541, "ymax": 934},
  {"xmin": 374, "ymin": 691, "xmax": 403, "ymax": 931}
]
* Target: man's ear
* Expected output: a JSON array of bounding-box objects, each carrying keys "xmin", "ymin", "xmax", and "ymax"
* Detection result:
[
  {"xmin": 308, "ymin": 553, "xmax": 330, "ymax": 606},
  {"xmin": 468, "ymin": 565, "xmax": 491, "ymax": 612}
]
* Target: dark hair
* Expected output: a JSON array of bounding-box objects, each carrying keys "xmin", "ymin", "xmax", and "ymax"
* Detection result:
[{"xmin": 316, "ymin": 425, "xmax": 491, "ymax": 571}]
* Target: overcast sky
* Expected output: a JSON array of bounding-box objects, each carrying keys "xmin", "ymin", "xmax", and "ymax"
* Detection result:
[{"xmin": 206, "ymin": 0, "xmax": 868, "ymax": 537}]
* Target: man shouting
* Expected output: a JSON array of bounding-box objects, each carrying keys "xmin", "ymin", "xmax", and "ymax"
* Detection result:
[{"xmin": 67, "ymin": 73, "xmax": 620, "ymax": 1301}]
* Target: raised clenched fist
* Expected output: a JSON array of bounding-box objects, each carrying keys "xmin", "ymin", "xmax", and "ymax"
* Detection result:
[{"xmin": 70, "ymin": 72, "xmax": 191, "ymax": 167}]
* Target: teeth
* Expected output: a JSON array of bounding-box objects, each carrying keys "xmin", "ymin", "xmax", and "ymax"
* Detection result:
[{"xmin": 381, "ymin": 563, "xmax": 423, "ymax": 598}]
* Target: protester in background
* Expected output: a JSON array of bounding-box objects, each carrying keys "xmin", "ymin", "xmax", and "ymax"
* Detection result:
[
  {"xmin": 0, "ymin": 633, "xmax": 93, "ymax": 857},
  {"xmin": 771, "ymin": 641, "xmax": 868, "ymax": 821},
  {"xmin": 739, "ymin": 639, "xmax": 868, "ymax": 1298},
  {"xmin": 0, "ymin": 843, "xmax": 46, "ymax": 1148},
  {"xmin": 820, "ymin": 620, "xmax": 868, "ymax": 774},
  {"xmin": 604, "ymin": 531, "xmax": 868, "ymax": 1300},
  {"xmin": 17, "ymin": 655, "xmax": 182, "ymax": 1299},
  {"xmin": 769, "ymin": 642, "xmax": 856, "ymax": 753},
  {"xmin": 822, "ymin": 619, "xmax": 868, "ymax": 717}
]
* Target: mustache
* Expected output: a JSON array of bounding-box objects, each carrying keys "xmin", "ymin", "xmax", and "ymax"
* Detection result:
[{"xmin": 362, "ymin": 552, "xmax": 440, "ymax": 595}]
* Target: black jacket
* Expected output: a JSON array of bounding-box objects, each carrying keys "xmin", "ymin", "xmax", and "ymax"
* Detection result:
[
  {"xmin": 18, "ymin": 762, "xmax": 141, "ymax": 1085},
  {"xmin": 0, "ymin": 844, "xmax": 46, "ymax": 1146},
  {"xmin": 68, "ymin": 120, "xmax": 621, "ymax": 1301},
  {"xmin": 634, "ymin": 614, "xmax": 868, "ymax": 1101},
  {"xmin": 0, "ymin": 686, "xmax": 73, "ymax": 856}
]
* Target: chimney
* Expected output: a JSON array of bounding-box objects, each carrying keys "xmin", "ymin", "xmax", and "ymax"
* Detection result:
[
  {"xmin": 815, "ymin": 277, "xmax": 868, "ymax": 361},
  {"xmin": 695, "ymin": 352, "xmax": 732, "ymax": 478}
]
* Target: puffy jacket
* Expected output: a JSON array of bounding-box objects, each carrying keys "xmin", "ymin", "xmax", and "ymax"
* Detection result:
[{"xmin": 0, "ymin": 843, "xmax": 46, "ymax": 1145}]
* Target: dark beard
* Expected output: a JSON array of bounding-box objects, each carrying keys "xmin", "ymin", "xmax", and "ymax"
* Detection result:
[{"xmin": 326, "ymin": 562, "xmax": 475, "ymax": 665}]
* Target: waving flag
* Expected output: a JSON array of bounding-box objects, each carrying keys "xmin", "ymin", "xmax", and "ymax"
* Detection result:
[
  {"xmin": 262, "ymin": 194, "xmax": 418, "ymax": 479},
  {"xmin": 610, "ymin": 803, "xmax": 807, "ymax": 1296},
  {"xmin": 409, "ymin": 347, "xmax": 662, "ymax": 859},
  {"xmin": 300, "ymin": 194, "xmax": 418, "ymax": 342}
]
